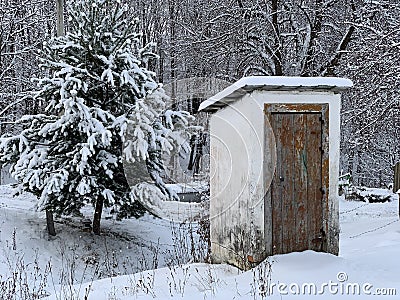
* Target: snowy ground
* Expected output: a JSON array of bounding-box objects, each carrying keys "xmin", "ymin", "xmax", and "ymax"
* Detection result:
[{"xmin": 0, "ymin": 185, "xmax": 399, "ymax": 299}]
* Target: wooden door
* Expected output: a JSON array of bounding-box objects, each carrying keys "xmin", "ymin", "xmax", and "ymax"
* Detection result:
[{"xmin": 270, "ymin": 112, "xmax": 324, "ymax": 254}]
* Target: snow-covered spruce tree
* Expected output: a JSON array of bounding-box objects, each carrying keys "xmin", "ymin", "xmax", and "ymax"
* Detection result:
[{"xmin": 0, "ymin": 0, "xmax": 193, "ymax": 234}]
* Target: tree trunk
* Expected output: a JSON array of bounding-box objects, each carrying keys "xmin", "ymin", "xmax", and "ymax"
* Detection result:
[
  {"xmin": 92, "ymin": 196, "xmax": 104, "ymax": 235},
  {"xmin": 56, "ymin": 0, "xmax": 65, "ymax": 37},
  {"xmin": 301, "ymin": 0, "xmax": 323, "ymax": 76},
  {"xmin": 44, "ymin": 0, "xmax": 65, "ymax": 237},
  {"xmin": 271, "ymin": 0, "xmax": 283, "ymax": 76},
  {"xmin": 319, "ymin": 26, "xmax": 355, "ymax": 76},
  {"xmin": 46, "ymin": 210, "xmax": 56, "ymax": 236}
]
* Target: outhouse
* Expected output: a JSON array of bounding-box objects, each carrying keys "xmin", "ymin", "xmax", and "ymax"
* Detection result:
[{"xmin": 198, "ymin": 76, "xmax": 352, "ymax": 269}]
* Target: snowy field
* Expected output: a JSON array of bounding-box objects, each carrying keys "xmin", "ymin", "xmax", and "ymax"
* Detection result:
[{"xmin": 0, "ymin": 184, "xmax": 399, "ymax": 299}]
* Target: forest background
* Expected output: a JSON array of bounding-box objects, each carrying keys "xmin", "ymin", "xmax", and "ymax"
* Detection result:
[{"xmin": 1, "ymin": 0, "xmax": 399, "ymax": 187}]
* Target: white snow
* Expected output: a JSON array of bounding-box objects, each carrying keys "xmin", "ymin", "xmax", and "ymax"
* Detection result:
[
  {"xmin": 130, "ymin": 182, "xmax": 204, "ymax": 222},
  {"xmin": 166, "ymin": 181, "xmax": 208, "ymax": 194},
  {"xmin": 356, "ymin": 187, "xmax": 397, "ymax": 202},
  {"xmin": 199, "ymin": 76, "xmax": 353, "ymax": 111},
  {"xmin": 0, "ymin": 185, "xmax": 399, "ymax": 299}
]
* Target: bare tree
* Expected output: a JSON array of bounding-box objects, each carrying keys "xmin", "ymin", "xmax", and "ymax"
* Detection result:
[{"xmin": 340, "ymin": 0, "xmax": 400, "ymax": 186}]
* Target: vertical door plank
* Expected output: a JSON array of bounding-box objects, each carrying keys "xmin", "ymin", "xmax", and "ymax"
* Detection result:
[
  {"xmin": 281, "ymin": 114, "xmax": 295, "ymax": 253},
  {"xmin": 294, "ymin": 113, "xmax": 308, "ymax": 251},
  {"xmin": 306, "ymin": 113, "xmax": 323, "ymax": 251},
  {"xmin": 271, "ymin": 113, "xmax": 283, "ymax": 254}
]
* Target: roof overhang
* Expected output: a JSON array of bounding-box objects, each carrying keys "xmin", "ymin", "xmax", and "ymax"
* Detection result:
[{"xmin": 198, "ymin": 76, "xmax": 353, "ymax": 112}]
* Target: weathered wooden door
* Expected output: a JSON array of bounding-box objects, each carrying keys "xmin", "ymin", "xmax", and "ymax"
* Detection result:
[{"xmin": 269, "ymin": 111, "xmax": 325, "ymax": 254}]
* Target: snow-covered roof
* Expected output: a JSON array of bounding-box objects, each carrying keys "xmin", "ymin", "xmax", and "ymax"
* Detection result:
[{"xmin": 199, "ymin": 76, "xmax": 353, "ymax": 112}]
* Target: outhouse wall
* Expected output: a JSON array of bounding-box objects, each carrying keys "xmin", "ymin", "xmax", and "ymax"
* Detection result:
[{"xmin": 210, "ymin": 90, "xmax": 341, "ymax": 269}]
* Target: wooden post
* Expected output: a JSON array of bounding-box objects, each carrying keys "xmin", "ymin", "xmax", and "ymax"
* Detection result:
[
  {"xmin": 394, "ymin": 162, "xmax": 400, "ymax": 193},
  {"xmin": 394, "ymin": 162, "xmax": 400, "ymax": 219}
]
